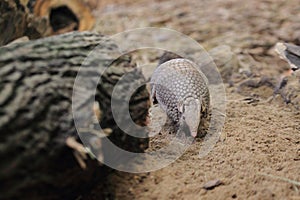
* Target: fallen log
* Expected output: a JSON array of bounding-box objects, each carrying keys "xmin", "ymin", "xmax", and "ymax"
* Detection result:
[
  {"xmin": 0, "ymin": 31, "xmax": 150, "ymax": 199},
  {"xmin": 0, "ymin": 0, "xmax": 96, "ymax": 46},
  {"xmin": 0, "ymin": 0, "xmax": 48, "ymax": 46},
  {"xmin": 34, "ymin": 0, "xmax": 95, "ymax": 35}
]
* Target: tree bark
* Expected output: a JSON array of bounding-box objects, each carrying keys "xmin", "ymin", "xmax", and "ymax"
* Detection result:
[
  {"xmin": 34, "ymin": 0, "xmax": 95, "ymax": 35},
  {"xmin": 0, "ymin": 31, "xmax": 150, "ymax": 199},
  {"xmin": 0, "ymin": 0, "xmax": 96, "ymax": 46},
  {"xmin": 0, "ymin": 0, "xmax": 48, "ymax": 46}
]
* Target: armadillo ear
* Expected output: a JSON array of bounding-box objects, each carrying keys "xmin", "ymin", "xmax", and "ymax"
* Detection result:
[
  {"xmin": 152, "ymin": 94, "xmax": 158, "ymax": 104},
  {"xmin": 150, "ymin": 86, "xmax": 158, "ymax": 104},
  {"xmin": 177, "ymin": 100, "xmax": 184, "ymax": 113}
]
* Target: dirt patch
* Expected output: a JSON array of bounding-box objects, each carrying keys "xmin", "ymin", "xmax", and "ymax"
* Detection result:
[{"xmin": 103, "ymin": 91, "xmax": 299, "ymax": 200}]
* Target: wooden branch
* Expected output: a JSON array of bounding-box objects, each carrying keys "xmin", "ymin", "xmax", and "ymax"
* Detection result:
[{"xmin": 276, "ymin": 42, "xmax": 300, "ymax": 71}]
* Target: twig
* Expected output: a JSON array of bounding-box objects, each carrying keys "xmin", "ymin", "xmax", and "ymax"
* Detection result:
[{"xmin": 259, "ymin": 172, "xmax": 300, "ymax": 186}]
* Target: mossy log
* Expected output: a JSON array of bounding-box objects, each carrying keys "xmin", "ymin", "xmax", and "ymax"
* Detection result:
[{"xmin": 0, "ymin": 31, "xmax": 150, "ymax": 199}]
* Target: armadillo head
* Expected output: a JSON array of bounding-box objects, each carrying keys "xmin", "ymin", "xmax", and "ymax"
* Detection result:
[{"xmin": 178, "ymin": 98, "xmax": 201, "ymax": 137}]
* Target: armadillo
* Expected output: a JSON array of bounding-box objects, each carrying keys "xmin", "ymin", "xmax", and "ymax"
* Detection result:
[{"xmin": 150, "ymin": 58, "xmax": 210, "ymax": 137}]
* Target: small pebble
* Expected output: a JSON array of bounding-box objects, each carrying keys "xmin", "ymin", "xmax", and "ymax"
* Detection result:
[{"xmin": 203, "ymin": 179, "xmax": 223, "ymax": 190}]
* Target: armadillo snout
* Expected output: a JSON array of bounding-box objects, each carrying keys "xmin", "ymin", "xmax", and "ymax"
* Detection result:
[{"xmin": 180, "ymin": 98, "xmax": 201, "ymax": 137}]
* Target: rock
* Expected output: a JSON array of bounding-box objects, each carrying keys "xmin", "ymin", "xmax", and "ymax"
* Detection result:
[{"xmin": 203, "ymin": 179, "xmax": 223, "ymax": 190}]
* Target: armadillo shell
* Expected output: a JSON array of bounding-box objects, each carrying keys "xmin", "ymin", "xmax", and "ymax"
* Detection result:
[{"xmin": 150, "ymin": 58, "xmax": 210, "ymax": 124}]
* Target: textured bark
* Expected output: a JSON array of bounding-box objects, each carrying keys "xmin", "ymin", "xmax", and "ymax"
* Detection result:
[
  {"xmin": 0, "ymin": 0, "xmax": 48, "ymax": 46},
  {"xmin": 34, "ymin": 0, "xmax": 95, "ymax": 35},
  {"xmin": 0, "ymin": 31, "xmax": 150, "ymax": 199}
]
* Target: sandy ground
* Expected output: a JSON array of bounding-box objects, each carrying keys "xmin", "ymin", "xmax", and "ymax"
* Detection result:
[{"xmin": 88, "ymin": 0, "xmax": 300, "ymax": 199}]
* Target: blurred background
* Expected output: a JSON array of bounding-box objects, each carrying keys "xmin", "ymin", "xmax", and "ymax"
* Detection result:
[{"xmin": 0, "ymin": 0, "xmax": 299, "ymax": 199}]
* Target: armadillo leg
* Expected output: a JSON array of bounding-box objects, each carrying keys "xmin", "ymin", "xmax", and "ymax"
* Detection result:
[{"xmin": 161, "ymin": 116, "xmax": 177, "ymax": 134}]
